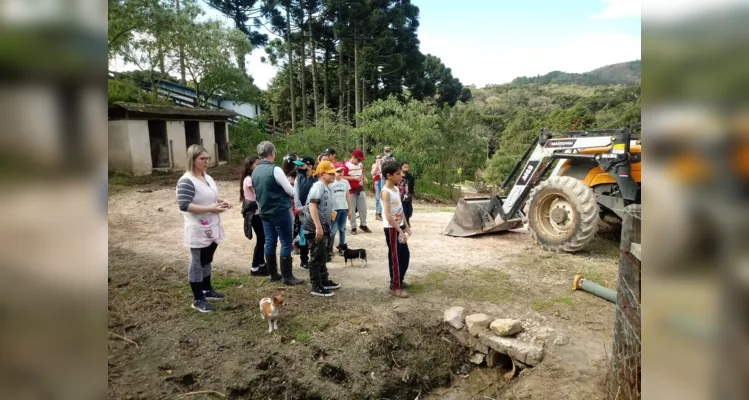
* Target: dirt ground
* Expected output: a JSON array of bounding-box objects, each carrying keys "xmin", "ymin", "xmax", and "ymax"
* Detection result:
[{"xmin": 108, "ymin": 170, "xmax": 620, "ymax": 399}]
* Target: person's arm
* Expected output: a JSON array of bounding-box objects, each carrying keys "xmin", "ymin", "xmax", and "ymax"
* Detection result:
[
  {"xmin": 294, "ymin": 179, "xmax": 303, "ymax": 211},
  {"xmin": 381, "ymin": 189, "xmax": 405, "ymax": 238},
  {"xmin": 273, "ymin": 166, "xmax": 296, "ymax": 196},
  {"xmin": 177, "ymin": 178, "xmax": 224, "ymax": 214},
  {"xmin": 310, "ymin": 202, "xmax": 323, "ymax": 240}
]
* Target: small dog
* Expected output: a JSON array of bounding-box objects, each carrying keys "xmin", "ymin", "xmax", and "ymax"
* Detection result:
[
  {"xmin": 341, "ymin": 245, "xmax": 367, "ymax": 267},
  {"xmin": 259, "ymin": 295, "xmax": 284, "ymax": 333}
]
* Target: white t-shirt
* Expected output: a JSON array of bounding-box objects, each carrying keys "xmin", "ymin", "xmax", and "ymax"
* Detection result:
[
  {"xmin": 328, "ymin": 179, "xmax": 351, "ymax": 210},
  {"xmin": 381, "ymin": 186, "xmax": 403, "ymax": 228}
]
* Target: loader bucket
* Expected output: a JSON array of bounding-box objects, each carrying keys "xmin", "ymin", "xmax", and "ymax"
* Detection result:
[{"xmin": 442, "ymin": 196, "xmax": 524, "ymax": 237}]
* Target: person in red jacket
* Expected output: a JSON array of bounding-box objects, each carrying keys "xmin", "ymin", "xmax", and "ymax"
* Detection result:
[{"xmin": 342, "ymin": 149, "xmax": 370, "ymax": 234}]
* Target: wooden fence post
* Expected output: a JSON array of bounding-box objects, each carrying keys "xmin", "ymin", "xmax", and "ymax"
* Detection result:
[{"xmin": 609, "ymin": 203, "xmax": 641, "ymax": 399}]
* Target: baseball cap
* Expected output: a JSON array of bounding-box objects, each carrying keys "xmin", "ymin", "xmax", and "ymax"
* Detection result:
[
  {"xmin": 324, "ymin": 147, "xmax": 336, "ymax": 156},
  {"xmin": 299, "ymin": 156, "xmax": 315, "ymax": 166},
  {"xmin": 334, "ymin": 161, "xmax": 345, "ymax": 170},
  {"xmin": 316, "ymin": 160, "xmax": 337, "ymax": 175},
  {"xmin": 352, "ymin": 149, "xmax": 365, "ymax": 160},
  {"xmin": 384, "ymin": 146, "xmax": 392, "ymax": 151}
]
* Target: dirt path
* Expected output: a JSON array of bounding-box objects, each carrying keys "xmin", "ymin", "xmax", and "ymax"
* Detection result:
[{"xmin": 108, "ymin": 179, "xmax": 619, "ymax": 399}]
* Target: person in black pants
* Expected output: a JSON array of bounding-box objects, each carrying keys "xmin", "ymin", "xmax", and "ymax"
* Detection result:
[
  {"xmin": 240, "ymin": 156, "xmax": 268, "ymax": 276},
  {"xmin": 398, "ymin": 161, "xmax": 416, "ymax": 226},
  {"xmin": 293, "ymin": 156, "xmax": 319, "ymax": 269}
]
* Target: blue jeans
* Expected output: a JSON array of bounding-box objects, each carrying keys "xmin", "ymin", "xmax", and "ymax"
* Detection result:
[
  {"xmin": 374, "ymin": 179, "xmax": 384, "ymax": 214},
  {"xmin": 262, "ymin": 211, "xmax": 294, "ymax": 257},
  {"xmin": 330, "ymin": 209, "xmax": 348, "ymax": 246}
]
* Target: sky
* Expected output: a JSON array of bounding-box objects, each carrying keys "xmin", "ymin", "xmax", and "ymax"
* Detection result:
[
  {"xmin": 231, "ymin": 0, "xmax": 642, "ymax": 89},
  {"xmin": 113, "ymin": 0, "xmax": 642, "ymax": 90}
]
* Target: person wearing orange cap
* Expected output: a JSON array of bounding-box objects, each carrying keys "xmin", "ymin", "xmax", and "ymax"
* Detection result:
[
  {"xmin": 302, "ymin": 160, "xmax": 342, "ymax": 297},
  {"xmin": 343, "ymin": 149, "xmax": 370, "ymax": 234}
]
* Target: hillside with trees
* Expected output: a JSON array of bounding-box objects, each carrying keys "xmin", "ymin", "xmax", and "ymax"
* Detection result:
[{"xmin": 511, "ymin": 60, "xmax": 641, "ymax": 86}]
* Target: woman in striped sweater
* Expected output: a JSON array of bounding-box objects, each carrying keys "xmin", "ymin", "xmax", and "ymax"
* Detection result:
[{"xmin": 176, "ymin": 145, "xmax": 231, "ymax": 313}]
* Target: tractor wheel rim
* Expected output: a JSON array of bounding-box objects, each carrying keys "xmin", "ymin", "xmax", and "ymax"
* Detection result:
[{"xmin": 534, "ymin": 194, "xmax": 575, "ymax": 239}]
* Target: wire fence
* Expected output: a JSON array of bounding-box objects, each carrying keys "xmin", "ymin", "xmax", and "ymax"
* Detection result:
[{"xmin": 608, "ymin": 205, "xmax": 641, "ymax": 400}]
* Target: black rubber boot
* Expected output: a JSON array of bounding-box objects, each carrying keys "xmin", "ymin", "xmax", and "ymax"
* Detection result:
[
  {"xmin": 280, "ymin": 256, "xmax": 305, "ymax": 285},
  {"xmin": 265, "ymin": 255, "xmax": 282, "ymax": 281}
]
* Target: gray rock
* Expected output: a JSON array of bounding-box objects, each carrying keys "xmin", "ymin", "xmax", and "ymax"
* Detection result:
[
  {"xmin": 443, "ymin": 306, "xmax": 467, "ymax": 330},
  {"xmin": 553, "ymin": 334, "xmax": 569, "ymax": 346},
  {"xmin": 478, "ymin": 332, "xmax": 545, "ymax": 366},
  {"xmin": 465, "ymin": 313, "xmax": 492, "ymax": 337},
  {"xmin": 470, "ymin": 352, "xmax": 485, "ymax": 365},
  {"xmin": 490, "ymin": 318, "xmax": 524, "ymax": 337},
  {"xmin": 474, "ymin": 340, "xmax": 489, "ymax": 354}
]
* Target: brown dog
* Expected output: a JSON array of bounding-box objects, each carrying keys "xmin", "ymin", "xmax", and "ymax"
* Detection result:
[{"xmin": 259, "ymin": 295, "xmax": 283, "ymax": 333}]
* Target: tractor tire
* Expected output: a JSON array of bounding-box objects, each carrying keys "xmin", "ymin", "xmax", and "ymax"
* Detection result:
[{"xmin": 524, "ymin": 176, "xmax": 599, "ymax": 252}]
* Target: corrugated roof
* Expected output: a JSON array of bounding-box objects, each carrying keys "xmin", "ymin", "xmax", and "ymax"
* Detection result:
[{"xmin": 109, "ymin": 102, "xmax": 238, "ymax": 120}]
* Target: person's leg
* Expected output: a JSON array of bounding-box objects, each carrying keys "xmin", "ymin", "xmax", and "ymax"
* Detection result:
[
  {"xmin": 337, "ymin": 209, "xmax": 348, "ymax": 246},
  {"xmin": 201, "ymin": 242, "xmax": 224, "ymax": 299},
  {"xmin": 398, "ymin": 231, "xmax": 411, "ymax": 285},
  {"xmin": 330, "ymin": 216, "xmax": 339, "ymax": 247},
  {"xmin": 189, "ymin": 248, "xmax": 214, "ymax": 312},
  {"xmin": 308, "ymin": 235, "xmax": 332, "ymax": 296},
  {"xmin": 375, "ymin": 179, "xmax": 383, "ymax": 216},
  {"xmin": 251, "ymin": 215, "xmax": 267, "ymax": 275},
  {"xmin": 403, "ymin": 202, "xmax": 413, "ymax": 227},
  {"xmin": 349, "ymin": 192, "xmax": 358, "ymax": 233},
  {"xmin": 384, "ymin": 228, "xmax": 400, "ymax": 290},
  {"xmin": 277, "ymin": 211, "xmax": 304, "ymax": 285},
  {"xmin": 358, "ymin": 191, "xmax": 368, "ymax": 228},
  {"xmin": 263, "ymin": 218, "xmax": 282, "ymax": 281}
]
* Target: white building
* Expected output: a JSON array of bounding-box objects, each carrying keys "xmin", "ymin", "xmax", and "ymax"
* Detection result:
[{"xmin": 108, "ymin": 102, "xmax": 237, "ymax": 176}]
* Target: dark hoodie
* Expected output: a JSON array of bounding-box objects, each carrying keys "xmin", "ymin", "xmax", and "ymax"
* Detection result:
[{"xmin": 399, "ymin": 171, "xmax": 415, "ymax": 202}]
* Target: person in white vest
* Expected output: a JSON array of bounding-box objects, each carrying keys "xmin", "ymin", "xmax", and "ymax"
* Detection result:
[{"xmin": 176, "ymin": 145, "xmax": 231, "ymax": 313}]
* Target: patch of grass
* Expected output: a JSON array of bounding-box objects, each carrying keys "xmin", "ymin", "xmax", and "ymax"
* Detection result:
[
  {"xmin": 294, "ymin": 330, "xmax": 314, "ymax": 344},
  {"xmin": 530, "ymin": 296, "xmax": 574, "ymax": 312},
  {"xmin": 410, "ymin": 269, "xmax": 515, "ymax": 303},
  {"xmin": 416, "ymin": 181, "xmax": 460, "ymax": 200},
  {"xmin": 108, "ymin": 174, "xmax": 132, "ymax": 186},
  {"xmin": 438, "ymin": 207, "xmax": 456, "ymax": 213}
]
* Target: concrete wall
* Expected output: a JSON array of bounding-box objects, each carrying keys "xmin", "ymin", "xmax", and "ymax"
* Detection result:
[
  {"xmin": 127, "ymin": 120, "xmax": 153, "ymax": 176},
  {"xmin": 108, "ymin": 120, "xmax": 132, "ymax": 173},
  {"xmin": 166, "ymin": 120, "xmax": 187, "ymax": 171},
  {"xmin": 199, "ymin": 122, "xmax": 217, "ymax": 167}
]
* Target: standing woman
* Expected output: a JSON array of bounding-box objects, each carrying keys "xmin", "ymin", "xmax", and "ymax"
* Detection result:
[
  {"xmin": 240, "ymin": 155, "xmax": 268, "ymax": 276},
  {"xmin": 176, "ymin": 145, "xmax": 231, "ymax": 313},
  {"xmin": 251, "ymin": 141, "xmax": 305, "ymax": 285}
]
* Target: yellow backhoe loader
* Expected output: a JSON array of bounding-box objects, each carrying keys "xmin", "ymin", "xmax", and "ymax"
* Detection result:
[{"xmin": 443, "ymin": 125, "xmax": 642, "ymax": 252}]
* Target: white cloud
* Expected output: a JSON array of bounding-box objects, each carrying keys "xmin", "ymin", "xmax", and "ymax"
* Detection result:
[{"xmin": 592, "ymin": 0, "xmax": 641, "ymax": 19}]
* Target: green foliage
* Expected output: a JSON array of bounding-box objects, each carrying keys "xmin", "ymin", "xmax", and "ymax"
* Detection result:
[
  {"xmin": 479, "ymin": 82, "xmax": 641, "ymax": 185},
  {"xmin": 511, "ymin": 60, "xmax": 641, "ymax": 86},
  {"xmin": 228, "ymin": 117, "xmax": 271, "ymax": 163},
  {"xmin": 107, "ymin": 78, "xmax": 174, "ymax": 105}
]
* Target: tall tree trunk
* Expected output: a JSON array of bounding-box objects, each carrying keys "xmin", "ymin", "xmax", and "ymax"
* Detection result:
[
  {"xmin": 308, "ymin": 13, "xmax": 319, "ymax": 123},
  {"xmin": 346, "ymin": 55, "xmax": 352, "ymax": 124},
  {"xmin": 286, "ymin": 5, "xmax": 296, "ymax": 132},
  {"xmin": 354, "ymin": 28, "xmax": 360, "ymax": 128},
  {"xmin": 361, "ymin": 77, "xmax": 367, "ymax": 110},
  {"xmin": 338, "ymin": 46, "xmax": 344, "ymax": 120},
  {"xmin": 323, "ymin": 46, "xmax": 329, "ymax": 109},
  {"xmin": 176, "ymin": 0, "xmax": 186, "ymax": 84},
  {"xmin": 299, "ymin": 25, "xmax": 307, "ymax": 124}
]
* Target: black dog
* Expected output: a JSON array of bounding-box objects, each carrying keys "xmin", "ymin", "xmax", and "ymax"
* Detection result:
[{"xmin": 339, "ymin": 244, "xmax": 367, "ymax": 267}]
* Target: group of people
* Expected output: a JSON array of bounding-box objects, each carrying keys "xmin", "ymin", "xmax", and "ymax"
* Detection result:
[{"xmin": 176, "ymin": 141, "xmax": 416, "ymax": 313}]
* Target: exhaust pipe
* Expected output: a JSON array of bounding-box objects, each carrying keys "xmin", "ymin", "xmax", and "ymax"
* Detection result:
[{"xmin": 572, "ymin": 274, "xmax": 616, "ymax": 303}]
